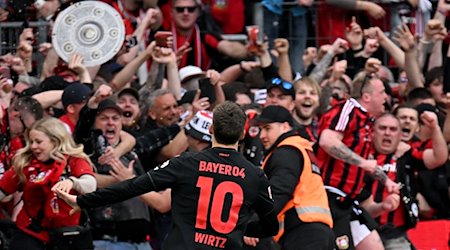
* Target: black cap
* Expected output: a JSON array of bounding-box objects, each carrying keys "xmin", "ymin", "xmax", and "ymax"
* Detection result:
[
  {"xmin": 266, "ymin": 77, "xmax": 295, "ymax": 99},
  {"xmin": 40, "ymin": 75, "xmax": 70, "ymax": 91},
  {"xmin": 252, "ymin": 105, "xmax": 293, "ymax": 126},
  {"xmin": 118, "ymin": 88, "xmax": 140, "ymax": 102},
  {"xmin": 97, "ymin": 99, "xmax": 123, "ymax": 116},
  {"xmin": 62, "ymin": 83, "xmax": 92, "ymax": 109}
]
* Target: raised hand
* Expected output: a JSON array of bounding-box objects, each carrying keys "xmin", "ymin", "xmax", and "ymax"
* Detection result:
[
  {"xmin": 364, "ymin": 26, "xmax": 386, "ymax": 43},
  {"xmin": 152, "ymin": 47, "xmax": 177, "ymax": 65},
  {"xmin": 175, "ymin": 42, "xmax": 192, "ymax": 64},
  {"xmin": 420, "ymin": 111, "xmax": 439, "ymax": 130},
  {"xmin": 345, "ymin": 16, "xmax": 363, "ymax": 49},
  {"xmin": 393, "ymin": 23, "xmax": 415, "ymax": 51},
  {"xmin": 68, "ymin": 54, "xmax": 87, "ymax": 76},
  {"xmin": 38, "ymin": 43, "xmax": 52, "ymax": 57},
  {"xmin": 273, "ymin": 38, "xmax": 289, "ymax": 55},
  {"xmin": 330, "ymin": 38, "xmax": 349, "ymax": 55},
  {"xmin": 364, "ymin": 58, "xmax": 381, "ymax": 74},
  {"xmin": 424, "ymin": 19, "xmax": 447, "ymax": 42}
]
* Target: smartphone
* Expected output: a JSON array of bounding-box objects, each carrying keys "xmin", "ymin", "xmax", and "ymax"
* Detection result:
[
  {"xmin": 199, "ymin": 78, "xmax": 216, "ymax": 104},
  {"xmin": 155, "ymin": 31, "xmax": 172, "ymax": 47}
]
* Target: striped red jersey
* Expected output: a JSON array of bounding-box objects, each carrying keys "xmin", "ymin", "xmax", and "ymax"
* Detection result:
[
  {"xmin": 316, "ymin": 98, "xmax": 374, "ymax": 198},
  {"xmin": 368, "ymin": 153, "xmax": 407, "ymax": 227},
  {"xmin": 409, "ymin": 138, "xmax": 432, "ymax": 162}
]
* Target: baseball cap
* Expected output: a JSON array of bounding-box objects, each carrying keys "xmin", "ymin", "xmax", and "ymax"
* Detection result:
[
  {"xmin": 118, "ymin": 88, "xmax": 140, "ymax": 102},
  {"xmin": 266, "ymin": 77, "xmax": 295, "ymax": 99},
  {"xmin": 185, "ymin": 110, "xmax": 213, "ymax": 142},
  {"xmin": 252, "ymin": 105, "xmax": 293, "ymax": 126},
  {"xmin": 97, "ymin": 98, "xmax": 123, "ymax": 116},
  {"xmin": 179, "ymin": 65, "xmax": 205, "ymax": 83},
  {"xmin": 62, "ymin": 83, "xmax": 92, "ymax": 109}
]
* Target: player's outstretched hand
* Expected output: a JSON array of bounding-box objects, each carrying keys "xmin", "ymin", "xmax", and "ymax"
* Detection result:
[{"xmin": 53, "ymin": 188, "xmax": 81, "ymax": 215}]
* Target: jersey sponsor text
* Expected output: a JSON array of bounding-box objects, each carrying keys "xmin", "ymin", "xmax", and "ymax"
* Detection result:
[{"xmin": 198, "ymin": 161, "xmax": 246, "ymax": 179}]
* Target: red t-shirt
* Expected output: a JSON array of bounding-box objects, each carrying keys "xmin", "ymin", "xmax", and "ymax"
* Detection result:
[
  {"xmin": 59, "ymin": 114, "xmax": 75, "ymax": 134},
  {"xmin": 0, "ymin": 157, "xmax": 94, "ymax": 242}
]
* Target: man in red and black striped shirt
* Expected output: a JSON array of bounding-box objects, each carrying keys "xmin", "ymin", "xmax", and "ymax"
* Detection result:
[
  {"xmin": 358, "ymin": 113, "xmax": 414, "ymax": 250},
  {"xmin": 316, "ymin": 74, "xmax": 399, "ymax": 249}
]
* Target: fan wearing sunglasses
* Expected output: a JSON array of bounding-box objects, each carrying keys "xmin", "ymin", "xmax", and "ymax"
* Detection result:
[{"xmin": 159, "ymin": 0, "xmax": 248, "ymax": 71}]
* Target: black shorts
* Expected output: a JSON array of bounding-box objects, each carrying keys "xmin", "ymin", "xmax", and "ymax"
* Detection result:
[
  {"xmin": 326, "ymin": 190, "xmax": 378, "ymax": 250},
  {"xmin": 280, "ymin": 222, "xmax": 335, "ymax": 250}
]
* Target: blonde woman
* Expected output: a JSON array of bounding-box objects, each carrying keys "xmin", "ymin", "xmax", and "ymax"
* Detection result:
[{"xmin": 0, "ymin": 117, "xmax": 96, "ymax": 250}]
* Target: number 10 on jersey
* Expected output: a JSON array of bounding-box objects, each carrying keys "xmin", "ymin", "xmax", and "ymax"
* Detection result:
[{"xmin": 195, "ymin": 176, "xmax": 244, "ymax": 234}]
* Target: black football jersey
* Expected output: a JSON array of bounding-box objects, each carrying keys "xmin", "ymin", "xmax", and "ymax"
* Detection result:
[{"xmin": 78, "ymin": 147, "xmax": 275, "ymax": 249}]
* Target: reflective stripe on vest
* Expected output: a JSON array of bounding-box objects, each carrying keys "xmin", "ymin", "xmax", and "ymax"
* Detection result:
[
  {"xmin": 296, "ymin": 206, "xmax": 332, "ymax": 216},
  {"xmin": 262, "ymin": 135, "xmax": 333, "ymax": 242}
]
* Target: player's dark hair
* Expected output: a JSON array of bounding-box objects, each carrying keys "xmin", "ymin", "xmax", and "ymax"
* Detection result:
[
  {"xmin": 406, "ymin": 88, "xmax": 433, "ymax": 103},
  {"xmin": 424, "ymin": 67, "xmax": 443, "ymax": 88},
  {"xmin": 213, "ymin": 101, "xmax": 246, "ymax": 145},
  {"xmin": 393, "ymin": 102, "xmax": 417, "ymax": 117}
]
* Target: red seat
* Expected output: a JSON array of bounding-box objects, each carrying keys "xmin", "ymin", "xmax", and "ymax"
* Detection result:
[{"xmin": 408, "ymin": 220, "xmax": 450, "ymax": 250}]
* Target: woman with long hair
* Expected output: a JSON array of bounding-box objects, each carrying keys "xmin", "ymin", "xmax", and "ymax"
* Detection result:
[{"xmin": 0, "ymin": 117, "xmax": 96, "ymax": 249}]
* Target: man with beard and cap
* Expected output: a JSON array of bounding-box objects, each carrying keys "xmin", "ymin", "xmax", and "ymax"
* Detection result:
[{"xmin": 316, "ymin": 73, "xmax": 399, "ymax": 250}]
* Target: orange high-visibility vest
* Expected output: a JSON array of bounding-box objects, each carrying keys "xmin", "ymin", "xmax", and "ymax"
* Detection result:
[{"xmin": 262, "ymin": 136, "xmax": 333, "ymax": 242}]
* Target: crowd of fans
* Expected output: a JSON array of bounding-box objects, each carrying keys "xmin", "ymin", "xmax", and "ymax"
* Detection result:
[{"xmin": 0, "ymin": 0, "xmax": 448, "ymax": 249}]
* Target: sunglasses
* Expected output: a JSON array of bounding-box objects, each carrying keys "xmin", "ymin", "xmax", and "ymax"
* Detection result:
[
  {"xmin": 399, "ymin": 76, "xmax": 408, "ymax": 84},
  {"xmin": 271, "ymin": 78, "xmax": 293, "ymax": 90},
  {"xmin": 174, "ymin": 6, "xmax": 197, "ymax": 13}
]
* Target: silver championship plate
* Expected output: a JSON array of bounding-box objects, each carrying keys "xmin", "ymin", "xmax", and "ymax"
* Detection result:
[{"xmin": 52, "ymin": 1, "xmax": 125, "ymax": 66}]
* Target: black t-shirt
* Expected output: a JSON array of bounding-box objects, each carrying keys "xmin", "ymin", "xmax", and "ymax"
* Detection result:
[{"xmin": 78, "ymin": 147, "xmax": 276, "ymax": 249}]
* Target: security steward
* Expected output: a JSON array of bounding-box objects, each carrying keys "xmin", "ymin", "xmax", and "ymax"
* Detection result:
[{"xmin": 253, "ymin": 105, "xmax": 335, "ymax": 250}]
